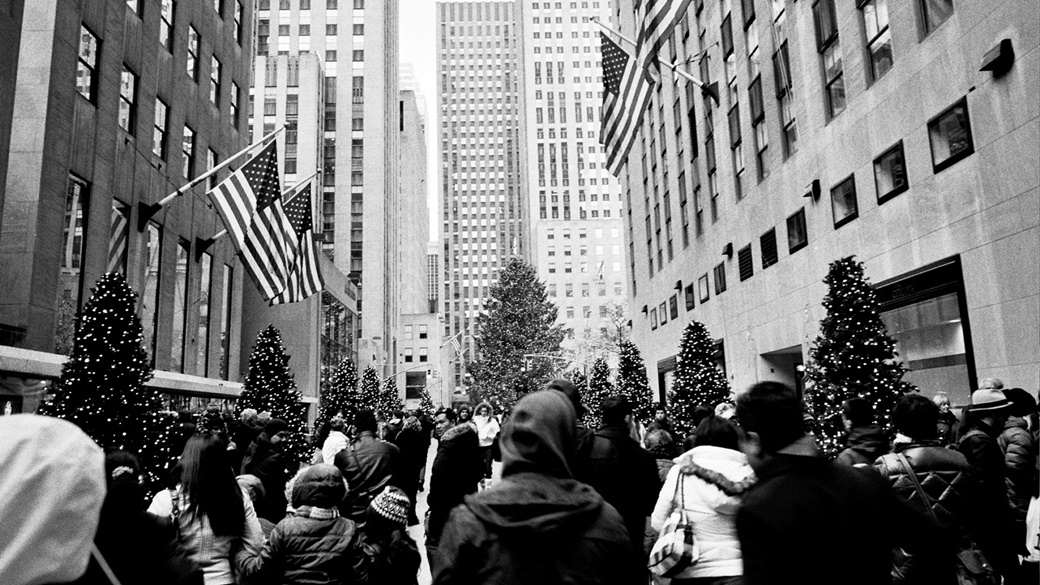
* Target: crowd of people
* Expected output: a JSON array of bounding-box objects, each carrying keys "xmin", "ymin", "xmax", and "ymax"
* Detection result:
[{"xmin": 1, "ymin": 376, "xmax": 1037, "ymax": 585}]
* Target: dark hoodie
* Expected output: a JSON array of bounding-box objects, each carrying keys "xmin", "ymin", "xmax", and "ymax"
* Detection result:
[
  {"xmin": 426, "ymin": 422, "xmax": 484, "ymax": 545},
  {"xmin": 431, "ymin": 390, "xmax": 635, "ymax": 585},
  {"xmin": 242, "ymin": 432, "xmax": 289, "ymax": 522},
  {"xmin": 835, "ymin": 424, "xmax": 889, "ymax": 467}
]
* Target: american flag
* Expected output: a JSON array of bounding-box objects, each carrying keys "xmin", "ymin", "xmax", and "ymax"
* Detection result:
[
  {"xmin": 636, "ymin": 0, "xmax": 694, "ymax": 79},
  {"xmin": 270, "ymin": 184, "xmax": 324, "ymax": 305},
  {"xmin": 207, "ymin": 142, "xmax": 297, "ymax": 300},
  {"xmin": 601, "ymin": 32, "xmax": 656, "ymax": 177},
  {"xmin": 107, "ymin": 203, "xmax": 129, "ymax": 274}
]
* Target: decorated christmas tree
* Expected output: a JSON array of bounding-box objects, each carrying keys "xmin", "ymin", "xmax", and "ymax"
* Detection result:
[
  {"xmin": 567, "ymin": 369, "xmax": 589, "ymax": 395},
  {"xmin": 669, "ymin": 321, "xmax": 731, "ymax": 436},
  {"xmin": 804, "ymin": 256, "xmax": 914, "ymax": 458},
  {"xmin": 316, "ymin": 357, "xmax": 359, "ymax": 438},
  {"xmin": 378, "ymin": 376, "xmax": 404, "ymax": 421},
  {"xmin": 41, "ymin": 273, "xmax": 176, "ymax": 494},
  {"xmin": 356, "ymin": 366, "xmax": 381, "ymax": 415},
  {"xmin": 237, "ymin": 325, "xmax": 309, "ymax": 463},
  {"xmin": 418, "ymin": 386, "xmax": 436, "ymax": 417},
  {"xmin": 617, "ymin": 339, "xmax": 655, "ymax": 424},
  {"xmin": 583, "ymin": 358, "xmax": 614, "ymax": 428}
]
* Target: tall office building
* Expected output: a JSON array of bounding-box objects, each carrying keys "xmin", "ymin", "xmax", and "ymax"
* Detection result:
[
  {"xmin": 518, "ymin": 0, "xmax": 627, "ymax": 369},
  {"xmin": 253, "ymin": 0, "xmax": 401, "ymax": 373},
  {"xmin": 436, "ymin": 1, "xmax": 527, "ymax": 396},
  {"xmin": 615, "ymin": 0, "xmax": 1038, "ymax": 403}
]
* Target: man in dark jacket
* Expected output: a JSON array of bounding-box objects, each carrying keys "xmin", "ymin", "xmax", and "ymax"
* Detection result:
[
  {"xmin": 241, "ymin": 418, "xmax": 291, "ymax": 523},
  {"xmin": 432, "ymin": 390, "xmax": 635, "ymax": 585},
  {"xmin": 959, "ymin": 388, "xmax": 1023, "ymax": 583},
  {"xmin": 835, "ymin": 397, "xmax": 889, "ymax": 466},
  {"xmin": 425, "ymin": 407, "xmax": 484, "ymax": 573},
  {"xmin": 999, "ymin": 388, "xmax": 1037, "ymax": 534},
  {"xmin": 334, "ymin": 409, "xmax": 401, "ymax": 524},
  {"xmin": 581, "ymin": 395, "xmax": 661, "ymax": 557},
  {"xmin": 735, "ymin": 381, "xmax": 953, "ymax": 585}
]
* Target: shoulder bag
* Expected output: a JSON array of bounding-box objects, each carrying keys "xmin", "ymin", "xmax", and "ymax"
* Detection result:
[
  {"xmin": 894, "ymin": 452, "xmax": 998, "ymax": 585},
  {"xmin": 648, "ymin": 472, "xmax": 699, "ymax": 577}
]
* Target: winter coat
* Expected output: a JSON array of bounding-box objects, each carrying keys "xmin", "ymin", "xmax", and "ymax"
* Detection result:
[
  {"xmin": 242, "ymin": 433, "xmax": 290, "ymax": 523},
  {"xmin": 998, "ymin": 416, "xmax": 1036, "ymax": 519},
  {"xmin": 736, "ymin": 453, "xmax": 954, "ymax": 585},
  {"xmin": 426, "ymin": 423, "xmax": 484, "ymax": 543},
  {"xmin": 835, "ymin": 424, "xmax": 889, "ymax": 467},
  {"xmin": 432, "ymin": 390, "xmax": 636, "ymax": 585},
  {"xmin": 650, "ymin": 446, "xmax": 755, "ymax": 578},
  {"xmin": 937, "ymin": 411, "xmax": 959, "ymax": 446},
  {"xmin": 334, "ymin": 431, "xmax": 401, "ymax": 524},
  {"xmin": 362, "ymin": 529, "xmax": 421, "ymax": 585},
  {"xmin": 473, "ymin": 403, "xmax": 501, "ymax": 448},
  {"xmin": 582, "ymin": 423, "xmax": 662, "ymax": 550},
  {"xmin": 958, "ymin": 424, "xmax": 1023, "ymax": 577},
  {"xmin": 72, "ymin": 512, "xmax": 202, "ymax": 585},
  {"xmin": 322, "ymin": 430, "xmax": 348, "ymax": 465},
  {"xmin": 238, "ymin": 464, "xmax": 369, "ymax": 585},
  {"xmin": 148, "ymin": 486, "xmax": 265, "ymax": 585}
]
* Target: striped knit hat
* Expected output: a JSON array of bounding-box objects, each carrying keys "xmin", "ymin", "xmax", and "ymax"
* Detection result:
[{"xmin": 369, "ymin": 486, "xmax": 410, "ymax": 527}]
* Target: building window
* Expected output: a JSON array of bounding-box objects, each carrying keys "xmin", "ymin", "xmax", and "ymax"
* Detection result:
[
  {"xmin": 920, "ymin": 0, "xmax": 953, "ymax": 34},
  {"xmin": 210, "ymin": 56, "xmax": 222, "ymax": 104},
  {"xmin": 404, "ymin": 348, "xmax": 414, "ymax": 362},
  {"xmin": 713, "ymin": 262, "xmax": 727, "ymax": 295},
  {"xmin": 650, "ymin": 308, "xmax": 658, "ymax": 330},
  {"xmin": 928, "ymin": 98, "xmax": 974, "ymax": 173},
  {"xmin": 219, "ymin": 265, "xmax": 233, "ymax": 379},
  {"xmin": 862, "ymin": 0, "xmax": 893, "ymax": 81},
  {"xmin": 187, "ymin": 26, "xmax": 200, "ymax": 80},
  {"xmin": 196, "ymin": 253, "xmax": 213, "ymax": 375},
  {"xmin": 831, "ymin": 175, "xmax": 859, "ymax": 228},
  {"xmin": 142, "ymin": 222, "xmax": 163, "ymax": 366},
  {"xmin": 182, "ymin": 125, "xmax": 195, "ymax": 179},
  {"xmin": 118, "ymin": 65, "xmax": 137, "ymax": 134},
  {"xmin": 698, "ymin": 274, "xmax": 710, "ymax": 302},
  {"xmin": 773, "ymin": 42, "xmax": 797, "ymax": 157},
  {"xmin": 874, "ymin": 140, "xmax": 908, "ymax": 203},
  {"xmin": 127, "ymin": 0, "xmax": 140, "ymax": 16},
  {"xmin": 419, "ymin": 324, "xmax": 428, "ymax": 339},
  {"xmin": 234, "ymin": 2, "xmax": 244, "ymax": 44},
  {"xmin": 160, "ymin": 0, "xmax": 175, "ymax": 52},
  {"xmin": 153, "ymin": 99, "xmax": 169, "ymax": 158},
  {"xmin": 108, "ymin": 201, "xmax": 130, "ymax": 274},
  {"xmin": 760, "ymin": 228, "xmax": 778, "ymax": 268},
  {"xmin": 814, "ymin": 0, "xmax": 845, "ymax": 119},
  {"xmin": 738, "ymin": 245, "xmax": 753, "ymax": 281},
  {"xmin": 353, "ymin": 50, "xmax": 364, "ymax": 61},
  {"xmin": 669, "ymin": 295, "xmax": 678, "ymax": 320},
  {"xmin": 787, "ymin": 208, "xmax": 808, "ymax": 253},
  {"xmin": 684, "ymin": 283, "xmax": 695, "ymax": 310},
  {"xmin": 76, "ymin": 25, "xmax": 100, "ymax": 103},
  {"xmin": 404, "ymin": 324, "xmax": 413, "ymax": 339},
  {"xmin": 264, "ymin": 97, "xmax": 276, "ymax": 116},
  {"xmin": 207, "ymin": 149, "xmax": 218, "ymax": 189},
  {"xmin": 60, "ymin": 175, "xmax": 90, "ymax": 316},
  {"xmin": 230, "ymin": 82, "xmax": 240, "ymax": 127},
  {"xmin": 419, "ymin": 347, "xmax": 428, "ymax": 362},
  {"xmin": 658, "ymin": 302, "xmax": 668, "ymax": 326}
]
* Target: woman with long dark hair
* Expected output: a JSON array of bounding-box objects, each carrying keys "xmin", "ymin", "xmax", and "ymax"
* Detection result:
[{"xmin": 148, "ymin": 433, "xmax": 263, "ymax": 585}]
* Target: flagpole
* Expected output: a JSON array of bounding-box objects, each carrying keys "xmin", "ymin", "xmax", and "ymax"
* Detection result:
[
  {"xmin": 593, "ymin": 18, "xmax": 719, "ymax": 105},
  {"xmin": 193, "ymin": 167, "xmax": 319, "ymax": 261},
  {"xmin": 138, "ymin": 124, "xmax": 287, "ymax": 231}
]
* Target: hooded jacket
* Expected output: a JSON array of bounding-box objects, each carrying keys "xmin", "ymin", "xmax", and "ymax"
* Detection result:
[
  {"xmin": 426, "ymin": 423, "xmax": 484, "ymax": 542},
  {"xmin": 650, "ymin": 446, "xmax": 755, "ymax": 578},
  {"xmin": 835, "ymin": 424, "xmax": 889, "ymax": 467},
  {"xmin": 998, "ymin": 416, "xmax": 1036, "ymax": 518},
  {"xmin": 238, "ymin": 464, "xmax": 369, "ymax": 585},
  {"xmin": 242, "ymin": 432, "xmax": 290, "ymax": 522},
  {"xmin": 432, "ymin": 390, "xmax": 635, "ymax": 585}
]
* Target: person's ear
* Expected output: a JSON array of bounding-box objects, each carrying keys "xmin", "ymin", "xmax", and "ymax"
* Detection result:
[{"xmin": 739, "ymin": 431, "xmax": 762, "ymax": 458}]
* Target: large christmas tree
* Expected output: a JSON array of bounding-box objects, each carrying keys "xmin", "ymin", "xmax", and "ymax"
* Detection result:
[
  {"xmin": 41, "ymin": 273, "xmax": 176, "ymax": 493},
  {"xmin": 469, "ymin": 258, "xmax": 568, "ymax": 408},
  {"xmin": 316, "ymin": 357, "xmax": 358, "ymax": 437},
  {"xmin": 356, "ymin": 366, "xmax": 381, "ymax": 416},
  {"xmin": 669, "ymin": 321, "xmax": 731, "ymax": 436},
  {"xmin": 583, "ymin": 358, "xmax": 614, "ymax": 428},
  {"xmin": 804, "ymin": 256, "xmax": 914, "ymax": 458},
  {"xmin": 418, "ymin": 387, "xmax": 436, "ymax": 417},
  {"xmin": 378, "ymin": 376, "xmax": 403, "ymax": 420},
  {"xmin": 617, "ymin": 339, "xmax": 655, "ymax": 425},
  {"xmin": 237, "ymin": 326, "xmax": 309, "ymax": 463}
]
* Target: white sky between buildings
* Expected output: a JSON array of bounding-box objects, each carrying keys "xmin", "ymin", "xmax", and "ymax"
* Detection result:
[{"xmin": 399, "ymin": 0, "xmax": 439, "ymax": 240}]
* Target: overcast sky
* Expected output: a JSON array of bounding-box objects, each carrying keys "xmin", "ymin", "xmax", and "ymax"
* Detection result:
[{"xmin": 399, "ymin": 0, "xmax": 439, "ymax": 240}]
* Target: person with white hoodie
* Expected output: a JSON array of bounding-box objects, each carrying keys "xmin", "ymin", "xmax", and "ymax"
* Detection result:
[
  {"xmin": 472, "ymin": 401, "xmax": 501, "ymax": 483},
  {"xmin": 650, "ymin": 415, "xmax": 756, "ymax": 585}
]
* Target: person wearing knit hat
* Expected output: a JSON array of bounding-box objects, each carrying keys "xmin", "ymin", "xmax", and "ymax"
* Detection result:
[
  {"xmin": 957, "ymin": 387, "xmax": 1022, "ymax": 582},
  {"xmin": 241, "ymin": 417, "xmax": 292, "ymax": 523},
  {"xmin": 368, "ymin": 486, "xmax": 410, "ymax": 527},
  {"xmin": 363, "ymin": 486, "xmax": 421, "ymax": 585},
  {"xmin": 264, "ymin": 418, "xmax": 289, "ymax": 438}
]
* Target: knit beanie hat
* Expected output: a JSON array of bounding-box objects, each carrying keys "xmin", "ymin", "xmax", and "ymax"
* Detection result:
[
  {"xmin": 369, "ymin": 486, "xmax": 410, "ymax": 527},
  {"xmin": 265, "ymin": 418, "xmax": 289, "ymax": 436}
]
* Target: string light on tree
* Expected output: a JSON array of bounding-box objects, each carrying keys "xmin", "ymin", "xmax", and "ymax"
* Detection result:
[
  {"xmin": 356, "ymin": 366, "xmax": 382, "ymax": 415},
  {"xmin": 377, "ymin": 375, "xmax": 404, "ymax": 421},
  {"xmin": 583, "ymin": 358, "xmax": 614, "ymax": 428},
  {"xmin": 316, "ymin": 357, "xmax": 359, "ymax": 436},
  {"xmin": 803, "ymin": 256, "xmax": 915, "ymax": 458},
  {"xmin": 669, "ymin": 320, "xmax": 731, "ymax": 437},
  {"xmin": 616, "ymin": 339, "xmax": 654, "ymax": 425}
]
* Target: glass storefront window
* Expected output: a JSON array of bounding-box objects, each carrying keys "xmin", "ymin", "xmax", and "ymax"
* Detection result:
[{"xmin": 881, "ymin": 292, "xmax": 969, "ymax": 405}]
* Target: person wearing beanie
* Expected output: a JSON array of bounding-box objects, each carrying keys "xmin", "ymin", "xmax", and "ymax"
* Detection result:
[
  {"xmin": 431, "ymin": 390, "xmax": 636, "ymax": 585},
  {"xmin": 362, "ymin": 486, "xmax": 421, "ymax": 585},
  {"xmin": 242, "ymin": 418, "xmax": 292, "ymax": 523},
  {"xmin": 238, "ymin": 464, "xmax": 371, "ymax": 584}
]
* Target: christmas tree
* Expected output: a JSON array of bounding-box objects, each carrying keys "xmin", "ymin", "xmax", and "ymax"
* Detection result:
[
  {"xmin": 356, "ymin": 366, "xmax": 381, "ymax": 415},
  {"xmin": 378, "ymin": 376, "xmax": 403, "ymax": 421},
  {"xmin": 804, "ymin": 256, "xmax": 915, "ymax": 458},
  {"xmin": 41, "ymin": 272, "xmax": 176, "ymax": 494},
  {"xmin": 583, "ymin": 358, "xmax": 614, "ymax": 428},
  {"xmin": 669, "ymin": 321, "xmax": 730, "ymax": 436},
  {"xmin": 616, "ymin": 339, "xmax": 655, "ymax": 425},
  {"xmin": 418, "ymin": 387, "xmax": 436, "ymax": 417},
  {"xmin": 316, "ymin": 357, "xmax": 359, "ymax": 439},
  {"xmin": 469, "ymin": 258, "xmax": 568, "ymax": 408},
  {"xmin": 237, "ymin": 325, "xmax": 309, "ymax": 463}
]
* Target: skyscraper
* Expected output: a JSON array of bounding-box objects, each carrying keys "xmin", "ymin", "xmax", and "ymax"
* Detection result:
[
  {"xmin": 518, "ymin": 0, "xmax": 628, "ymax": 368},
  {"xmin": 436, "ymin": 1, "xmax": 527, "ymax": 395}
]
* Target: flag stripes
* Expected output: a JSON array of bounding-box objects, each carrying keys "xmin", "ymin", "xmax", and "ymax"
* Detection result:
[
  {"xmin": 107, "ymin": 203, "xmax": 129, "ymax": 274},
  {"xmin": 270, "ymin": 184, "xmax": 323, "ymax": 305},
  {"xmin": 601, "ymin": 32, "xmax": 656, "ymax": 177}
]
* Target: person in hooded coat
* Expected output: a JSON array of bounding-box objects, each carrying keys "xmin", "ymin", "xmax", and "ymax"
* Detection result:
[
  {"xmin": 431, "ymin": 389, "xmax": 635, "ymax": 585},
  {"xmin": 425, "ymin": 407, "xmax": 484, "ymax": 571},
  {"xmin": 834, "ymin": 397, "xmax": 889, "ymax": 467},
  {"xmin": 241, "ymin": 418, "xmax": 292, "ymax": 523}
]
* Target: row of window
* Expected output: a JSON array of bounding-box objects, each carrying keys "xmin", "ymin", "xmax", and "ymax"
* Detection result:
[
  {"xmin": 257, "ymin": 0, "xmax": 364, "ymax": 10},
  {"xmin": 548, "ymin": 282, "xmax": 625, "ymax": 297}
]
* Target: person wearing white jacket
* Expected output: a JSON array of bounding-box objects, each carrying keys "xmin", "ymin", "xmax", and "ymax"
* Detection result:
[
  {"xmin": 650, "ymin": 415, "xmax": 755, "ymax": 584},
  {"xmin": 473, "ymin": 401, "xmax": 501, "ymax": 482}
]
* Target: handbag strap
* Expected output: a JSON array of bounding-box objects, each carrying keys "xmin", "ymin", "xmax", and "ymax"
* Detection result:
[
  {"xmin": 895, "ymin": 452, "xmax": 939, "ymax": 524},
  {"xmin": 91, "ymin": 543, "xmax": 124, "ymax": 585}
]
